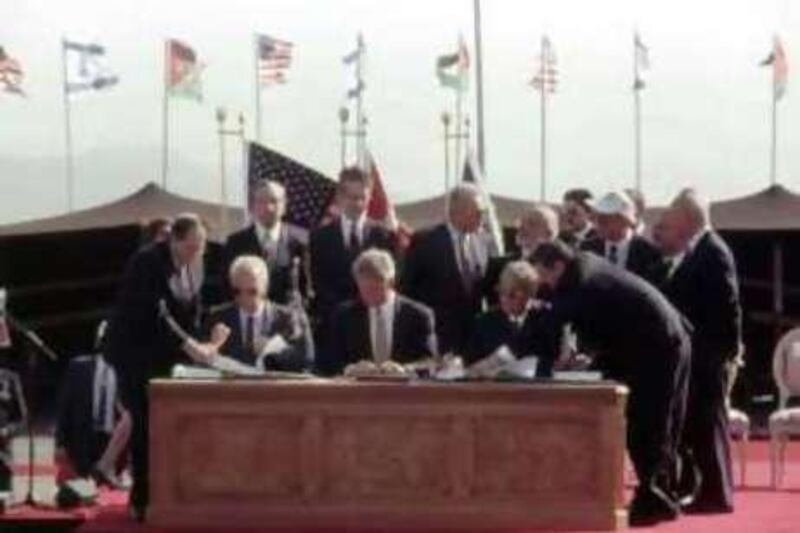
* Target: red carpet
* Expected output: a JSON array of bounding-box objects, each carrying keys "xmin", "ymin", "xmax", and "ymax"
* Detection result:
[{"xmin": 3, "ymin": 440, "xmax": 799, "ymax": 532}]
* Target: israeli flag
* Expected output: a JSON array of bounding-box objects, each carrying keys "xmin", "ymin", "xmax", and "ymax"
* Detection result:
[{"xmin": 63, "ymin": 39, "xmax": 119, "ymax": 94}]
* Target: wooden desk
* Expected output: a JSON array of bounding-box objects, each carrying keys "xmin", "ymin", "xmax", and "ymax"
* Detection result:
[{"xmin": 149, "ymin": 379, "xmax": 628, "ymax": 530}]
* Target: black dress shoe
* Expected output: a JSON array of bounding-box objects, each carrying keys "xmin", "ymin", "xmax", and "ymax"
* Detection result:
[
  {"xmin": 682, "ymin": 500, "xmax": 734, "ymax": 515},
  {"xmin": 129, "ymin": 504, "xmax": 147, "ymax": 523}
]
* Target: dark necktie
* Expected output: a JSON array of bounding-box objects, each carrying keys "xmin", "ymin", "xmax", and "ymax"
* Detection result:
[
  {"xmin": 244, "ymin": 315, "xmax": 255, "ymax": 359},
  {"xmin": 608, "ymin": 243, "xmax": 618, "ymax": 265},
  {"xmin": 349, "ymin": 222, "xmax": 360, "ymax": 253}
]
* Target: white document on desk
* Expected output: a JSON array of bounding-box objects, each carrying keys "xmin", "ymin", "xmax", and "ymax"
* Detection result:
[
  {"xmin": 211, "ymin": 354, "xmax": 265, "ymax": 377},
  {"xmin": 256, "ymin": 335, "xmax": 290, "ymax": 370}
]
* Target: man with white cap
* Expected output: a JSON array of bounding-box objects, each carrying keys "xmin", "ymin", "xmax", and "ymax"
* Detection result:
[{"xmin": 582, "ymin": 191, "xmax": 664, "ymax": 285}]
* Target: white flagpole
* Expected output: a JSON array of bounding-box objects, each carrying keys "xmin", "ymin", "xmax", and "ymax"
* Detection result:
[
  {"xmin": 770, "ymin": 76, "xmax": 778, "ymax": 186},
  {"xmin": 454, "ymin": 82, "xmax": 464, "ymax": 183},
  {"xmin": 355, "ymin": 35, "xmax": 366, "ymax": 168},
  {"xmin": 633, "ymin": 35, "xmax": 643, "ymax": 193},
  {"xmin": 161, "ymin": 40, "xmax": 170, "ymax": 189},
  {"xmin": 473, "ymin": 0, "xmax": 487, "ymax": 173},
  {"xmin": 539, "ymin": 37, "xmax": 547, "ymax": 202},
  {"xmin": 61, "ymin": 39, "xmax": 75, "ymax": 212},
  {"xmin": 254, "ymin": 34, "xmax": 262, "ymax": 143}
]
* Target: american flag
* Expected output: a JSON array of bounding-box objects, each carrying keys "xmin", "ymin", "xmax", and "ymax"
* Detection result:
[
  {"xmin": 247, "ymin": 142, "xmax": 336, "ymax": 231},
  {"xmin": 257, "ymin": 34, "xmax": 293, "ymax": 86},
  {"xmin": 530, "ymin": 36, "xmax": 557, "ymax": 94},
  {"xmin": 0, "ymin": 46, "xmax": 24, "ymax": 96}
]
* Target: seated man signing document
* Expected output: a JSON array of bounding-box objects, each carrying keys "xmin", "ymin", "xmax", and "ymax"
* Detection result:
[
  {"xmin": 206, "ymin": 255, "xmax": 313, "ymax": 372},
  {"xmin": 320, "ymin": 249, "xmax": 438, "ymax": 376},
  {"xmin": 465, "ymin": 261, "xmax": 553, "ymax": 378}
]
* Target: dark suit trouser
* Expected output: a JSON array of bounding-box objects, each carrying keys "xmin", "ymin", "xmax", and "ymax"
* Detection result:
[
  {"xmin": 682, "ymin": 358, "xmax": 734, "ymax": 509},
  {"xmin": 626, "ymin": 342, "xmax": 690, "ymax": 515},
  {"xmin": 117, "ymin": 369, "xmax": 149, "ymax": 511}
]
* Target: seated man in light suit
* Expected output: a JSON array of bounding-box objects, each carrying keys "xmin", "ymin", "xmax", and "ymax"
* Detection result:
[
  {"xmin": 321, "ymin": 249, "xmax": 438, "ymax": 376},
  {"xmin": 207, "ymin": 255, "xmax": 313, "ymax": 372}
]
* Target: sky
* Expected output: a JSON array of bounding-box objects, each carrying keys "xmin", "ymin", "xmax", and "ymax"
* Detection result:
[{"xmin": 0, "ymin": 0, "xmax": 796, "ymax": 224}]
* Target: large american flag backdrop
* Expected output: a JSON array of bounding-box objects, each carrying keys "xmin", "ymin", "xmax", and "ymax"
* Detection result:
[{"xmin": 246, "ymin": 142, "xmax": 337, "ymax": 231}]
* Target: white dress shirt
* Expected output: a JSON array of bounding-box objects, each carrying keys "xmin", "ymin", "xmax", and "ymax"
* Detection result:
[
  {"xmin": 255, "ymin": 221, "xmax": 282, "ymax": 258},
  {"xmin": 667, "ymin": 228, "xmax": 708, "ymax": 279},
  {"xmin": 341, "ymin": 215, "xmax": 366, "ymax": 249},
  {"xmin": 447, "ymin": 224, "xmax": 488, "ymax": 280},
  {"xmin": 239, "ymin": 302, "xmax": 267, "ymax": 353},
  {"xmin": 369, "ymin": 292, "xmax": 396, "ymax": 363}
]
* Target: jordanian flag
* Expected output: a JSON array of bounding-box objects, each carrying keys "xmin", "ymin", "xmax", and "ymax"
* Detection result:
[
  {"xmin": 167, "ymin": 39, "xmax": 204, "ymax": 101},
  {"xmin": 761, "ymin": 36, "xmax": 788, "ymax": 101},
  {"xmin": 436, "ymin": 36, "xmax": 469, "ymax": 91}
]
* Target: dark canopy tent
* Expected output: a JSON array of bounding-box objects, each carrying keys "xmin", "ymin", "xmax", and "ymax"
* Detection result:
[
  {"xmin": 0, "ymin": 183, "xmax": 245, "ymax": 379},
  {"xmin": 701, "ymin": 185, "xmax": 800, "ymax": 416}
]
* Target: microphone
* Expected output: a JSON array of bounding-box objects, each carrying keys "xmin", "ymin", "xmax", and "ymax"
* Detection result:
[{"xmin": 0, "ymin": 288, "xmax": 11, "ymax": 349}]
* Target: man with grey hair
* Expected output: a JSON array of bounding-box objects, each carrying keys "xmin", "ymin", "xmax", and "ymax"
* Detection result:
[
  {"xmin": 657, "ymin": 188, "xmax": 742, "ymax": 514},
  {"xmin": 402, "ymin": 183, "xmax": 496, "ymax": 355},
  {"xmin": 224, "ymin": 179, "xmax": 308, "ymax": 305},
  {"xmin": 483, "ymin": 204, "xmax": 559, "ymax": 305},
  {"xmin": 322, "ymin": 248, "xmax": 437, "ymax": 376},
  {"xmin": 207, "ymin": 255, "xmax": 312, "ymax": 371}
]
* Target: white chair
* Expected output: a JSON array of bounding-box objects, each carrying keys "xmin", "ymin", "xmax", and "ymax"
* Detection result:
[
  {"xmin": 768, "ymin": 328, "xmax": 800, "ymax": 489},
  {"xmin": 728, "ymin": 407, "xmax": 750, "ymax": 487},
  {"xmin": 725, "ymin": 353, "xmax": 750, "ymax": 487}
]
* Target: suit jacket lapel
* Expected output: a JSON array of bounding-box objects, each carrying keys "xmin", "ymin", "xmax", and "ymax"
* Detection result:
[{"xmin": 354, "ymin": 303, "xmax": 373, "ymax": 360}]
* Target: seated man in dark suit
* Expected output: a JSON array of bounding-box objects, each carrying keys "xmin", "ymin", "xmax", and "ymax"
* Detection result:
[
  {"xmin": 483, "ymin": 204, "xmax": 559, "ymax": 306},
  {"xmin": 401, "ymin": 184, "xmax": 495, "ymax": 355},
  {"xmin": 321, "ymin": 249, "xmax": 437, "ymax": 376},
  {"xmin": 224, "ymin": 180, "xmax": 307, "ymax": 306},
  {"xmin": 309, "ymin": 167, "xmax": 397, "ymax": 348},
  {"xmin": 466, "ymin": 261, "xmax": 552, "ymax": 374},
  {"xmin": 582, "ymin": 191, "xmax": 664, "ymax": 285},
  {"xmin": 55, "ymin": 322, "xmax": 131, "ymax": 491},
  {"xmin": 558, "ymin": 188, "xmax": 598, "ymax": 247},
  {"xmin": 207, "ymin": 255, "xmax": 312, "ymax": 372}
]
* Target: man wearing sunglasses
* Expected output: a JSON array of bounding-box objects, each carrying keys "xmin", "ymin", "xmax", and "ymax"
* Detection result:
[{"xmin": 206, "ymin": 255, "xmax": 313, "ymax": 371}]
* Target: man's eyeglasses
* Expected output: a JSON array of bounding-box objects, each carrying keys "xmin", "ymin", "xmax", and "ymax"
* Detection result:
[{"xmin": 233, "ymin": 287, "xmax": 260, "ymax": 296}]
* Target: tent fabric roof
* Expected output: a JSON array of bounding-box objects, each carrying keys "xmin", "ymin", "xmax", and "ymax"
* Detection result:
[
  {"xmin": 0, "ymin": 183, "xmax": 245, "ymax": 240},
  {"xmin": 2, "ymin": 182, "xmax": 799, "ymax": 239},
  {"xmin": 396, "ymin": 194, "xmax": 540, "ymax": 230},
  {"xmin": 709, "ymin": 185, "xmax": 800, "ymax": 231}
]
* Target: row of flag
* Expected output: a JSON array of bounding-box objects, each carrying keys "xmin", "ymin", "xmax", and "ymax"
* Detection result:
[
  {"xmin": 0, "ymin": 33, "xmax": 787, "ymax": 102},
  {"xmin": 0, "ymin": 34, "xmax": 294, "ymax": 99}
]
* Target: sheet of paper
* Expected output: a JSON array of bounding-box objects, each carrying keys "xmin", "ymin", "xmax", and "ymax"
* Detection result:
[
  {"xmin": 211, "ymin": 354, "xmax": 265, "ymax": 377},
  {"xmin": 258, "ymin": 334, "xmax": 290, "ymax": 357},
  {"xmin": 172, "ymin": 364, "xmax": 223, "ymax": 380},
  {"xmin": 552, "ymin": 370, "xmax": 604, "ymax": 382}
]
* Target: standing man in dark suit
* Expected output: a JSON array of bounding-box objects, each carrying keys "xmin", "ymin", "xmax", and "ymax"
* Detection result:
[
  {"xmin": 466, "ymin": 261, "xmax": 552, "ymax": 372},
  {"xmin": 105, "ymin": 214, "xmax": 219, "ymax": 520},
  {"xmin": 309, "ymin": 167, "xmax": 396, "ymax": 351},
  {"xmin": 558, "ymin": 188, "xmax": 598, "ymax": 248},
  {"xmin": 402, "ymin": 184, "xmax": 495, "ymax": 355},
  {"xmin": 322, "ymin": 249, "xmax": 437, "ymax": 376},
  {"xmin": 582, "ymin": 191, "xmax": 664, "ymax": 285},
  {"xmin": 531, "ymin": 242, "xmax": 691, "ymax": 526},
  {"xmin": 483, "ymin": 204, "xmax": 559, "ymax": 306},
  {"xmin": 224, "ymin": 180, "xmax": 307, "ymax": 306},
  {"xmin": 207, "ymin": 255, "xmax": 312, "ymax": 371},
  {"xmin": 657, "ymin": 190, "xmax": 742, "ymax": 514}
]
